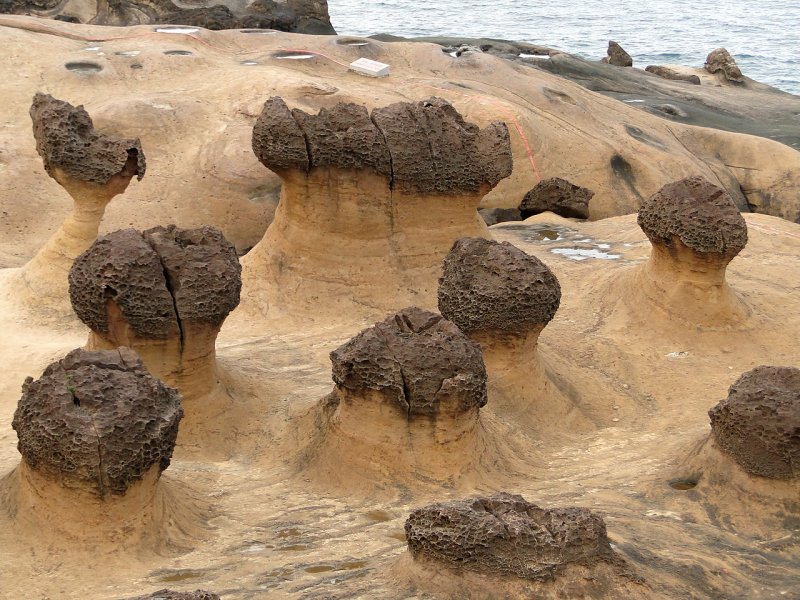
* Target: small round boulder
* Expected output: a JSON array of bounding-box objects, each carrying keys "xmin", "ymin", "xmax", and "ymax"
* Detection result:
[
  {"xmin": 12, "ymin": 348, "xmax": 183, "ymax": 496},
  {"xmin": 438, "ymin": 237, "xmax": 561, "ymax": 335},
  {"xmin": 637, "ymin": 176, "xmax": 747, "ymax": 257},
  {"xmin": 405, "ymin": 492, "xmax": 614, "ymax": 580},
  {"xmin": 330, "ymin": 307, "xmax": 487, "ymax": 416},
  {"xmin": 709, "ymin": 366, "xmax": 800, "ymax": 479}
]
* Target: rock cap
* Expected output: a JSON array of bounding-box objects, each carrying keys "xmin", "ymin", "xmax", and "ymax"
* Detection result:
[
  {"xmin": 602, "ymin": 41, "xmax": 633, "ymax": 67},
  {"xmin": 705, "ymin": 48, "xmax": 744, "ymax": 83},
  {"xmin": 519, "ymin": 177, "xmax": 594, "ymax": 219}
]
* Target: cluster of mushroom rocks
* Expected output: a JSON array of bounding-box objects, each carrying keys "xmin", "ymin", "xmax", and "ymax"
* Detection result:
[
  {"xmin": 12, "ymin": 348, "xmax": 182, "ymax": 497},
  {"xmin": 405, "ymin": 492, "xmax": 616, "ymax": 580},
  {"xmin": 708, "ymin": 366, "xmax": 800, "ymax": 480}
]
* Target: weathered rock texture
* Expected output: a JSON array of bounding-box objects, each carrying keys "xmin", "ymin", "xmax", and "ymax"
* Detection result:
[
  {"xmin": 438, "ymin": 237, "xmax": 561, "ymax": 336},
  {"xmin": 405, "ymin": 492, "xmax": 615, "ymax": 580},
  {"xmin": 602, "ymin": 41, "xmax": 633, "ymax": 67},
  {"xmin": 243, "ymin": 96, "xmax": 513, "ymax": 322},
  {"xmin": 645, "ymin": 65, "xmax": 701, "ymax": 85},
  {"xmin": 130, "ymin": 590, "xmax": 220, "ymax": 600},
  {"xmin": 705, "ymin": 48, "xmax": 744, "ymax": 83},
  {"xmin": 708, "ymin": 366, "xmax": 800, "ymax": 479},
  {"xmin": 330, "ymin": 307, "xmax": 487, "ymax": 416},
  {"xmin": 69, "ymin": 225, "xmax": 241, "ymax": 399},
  {"xmin": 0, "ymin": 0, "xmax": 335, "ymax": 33},
  {"xmin": 519, "ymin": 177, "xmax": 594, "ymax": 219},
  {"xmin": 11, "ymin": 348, "xmax": 182, "ymax": 496},
  {"xmin": 479, "ymin": 207, "xmax": 521, "ymax": 226}
]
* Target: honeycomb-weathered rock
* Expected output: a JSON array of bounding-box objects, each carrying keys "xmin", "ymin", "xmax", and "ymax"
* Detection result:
[
  {"xmin": 330, "ymin": 307, "xmax": 487, "ymax": 416},
  {"xmin": 519, "ymin": 177, "xmax": 594, "ymax": 219},
  {"xmin": 405, "ymin": 492, "xmax": 614, "ymax": 580},
  {"xmin": 252, "ymin": 96, "xmax": 513, "ymax": 194},
  {"xmin": 69, "ymin": 226, "xmax": 241, "ymax": 338},
  {"xmin": 438, "ymin": 237, "xmax": 561, "ymax": 335},
  {"xmin": 705, "ymin": 48, "xmax": 744, "ymax": 83},
  {"xmin": 602, "ymin": 40, "xmax": 633, "ymax": 67},
  {"xmin": 129, "ymin": 590, "xmax": 220, "ymax": 600},
  {"xmin": 30, "ymin": 93, "xmax": 146, "ymax": 184},
  {"xmin": 11, "ymin": 348, "xmax": 183, "ymax": 496},
  {"xmin": 637, "ymin": 176, "xmax": 748, "ymax": 256},
  {"xmin": 709, "ymin": 366, "xmax": 800, "ymax": 479}
]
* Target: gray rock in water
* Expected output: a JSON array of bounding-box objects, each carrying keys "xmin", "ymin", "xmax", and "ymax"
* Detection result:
[
  {"xmin": 602, "ymin": 41, "xmax": 633, "ymax": 67},
  {"xmin": 705, "ymin": 48, "xmax": 745, "ymax": 83}
]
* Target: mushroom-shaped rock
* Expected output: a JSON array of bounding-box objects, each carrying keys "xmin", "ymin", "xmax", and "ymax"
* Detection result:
[
  {"xmin": 519, "ymin": 177, "xmax": 594, "ymax": 219},
  {"xmin": 130, "ymin": 591, "xmax": 220, "ymax": 600},
  {"xmin": 11, "ymin": 348, "xmax": 182, "ymax": 496},
  {"xmin": 602, "ymin": 41, "xmax": 633, "ymax": 67},
  {"xmin": 242, "ymin": 96, "xmax": 513, "ymax": 323},
  {"xmin": 709, "ymin": 366, "xmax": 800, "ymax": 479},
  {"xmin": 405, "ymin": 493, "xmax": 615, "ymax": 580},
  {"xmin": 705, "ymin": 48, "xmax": 744, "ymax": 83},
  {"xmin": 69, "ymin": 225, "xmax": 241, "ymax": 401}
]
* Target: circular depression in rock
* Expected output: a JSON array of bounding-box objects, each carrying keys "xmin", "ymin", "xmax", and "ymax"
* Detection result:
[
  {"xmin": 272, "ymin": 51, "xmax": 316, "ymax": 60},
  {"xmin": 65, "ymin": 61, "xmax": 102, "ymax": 73},
  {"xmin": 155, "ymin": 27, "xmax": 199, "ymax": 34},
  {"xmin": 336, "ymin": 38, "xmax": 371, "ymax": 47},
  {"xmin": 164, "ymin": 50, "xmax": 193, "ymax": 56},
  {"xmin": 668, "ymin": 478, "xmax": 698, "ymax": 490},
  {"xmin": 239, "ymin": 29, "xmax": 278, "ymax": 34}
]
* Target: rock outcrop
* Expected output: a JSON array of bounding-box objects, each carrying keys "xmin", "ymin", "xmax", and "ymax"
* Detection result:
[
  {"xmin": 645, "ymin": 65, "xmax": 701, "ymax": 85},
  {"xmin": 705, "ymin": 48, "xmax": 744, "ymax": 83},
  {"xmin": 69, "ymin": 225, "xmax": 241, "ymax": 401},
  {"xmin": 12, "ymin": 348, "xmax": 182, "ymax": 496},
  {"xmin": 0, "ymin": 0, "xmax": 335, "ymax": 33},
  {"xmin": 709, "ymin": 366, "xmax": 799, "ymax": 480},
  {"xmin": 242, "ymin": 96, "xmax": 513, "ymax": 323},
  {"xmin": 602, "ymin": 41, "xmax": 633, "ymax": 67},
  {"xmin": 130, "ymin": 591, "xmax": 220, "ymax": 600},
  {"xmin": 479, "ymin": 207, "xmax": 521, "ymax": 226},
  {"xmin": 519, "ymin": 177, "xmax": 594, "ymax": 219}
]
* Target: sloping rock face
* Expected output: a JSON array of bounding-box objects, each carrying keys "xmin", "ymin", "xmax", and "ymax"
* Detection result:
[
  {"xmin": 130, "ymin": 590, "xmax": 220, "ymax": 600},
  {"xmin": 519, "ymin": 177, "xmax": 594, "ymax": 219},
  {"xmin": 11, "ymin": 348, "xmax": 183, "ymax": 496},
  {"xmin": 0, "ymin": 0, "xmax": 335, "ymax": 33},
  {"xmin": 709, "ymin": 366, "xmax": 800, "ymax": 479},
  {"xmin": 330, "ymin": 307, "xmax": 487, "ymax": 417},
  {"xmin": 438, "ymin": 237, "xmax": 561, "ymax": 336},
  {"xmin": 637, "ymin": 176, "xmax": 747, "ymax": 258},
  {"xmin": 30, "ymin": 93, "xmax": 145, "ymax": 184},
  {"xmin": 705, "ymin": 48, "xmax": 744, "ymax": 83},
  {"xmin": 602, "ymin": 41, "xmax": 633, "ymax": 67},
  {"xmin": 405, "ymin": 492, "xmax": 614, "ymax": 580}
]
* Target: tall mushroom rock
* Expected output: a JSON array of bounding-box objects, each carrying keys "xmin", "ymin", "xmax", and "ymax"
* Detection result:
[
  {"xmin": 243, "ymin": 96, "xmax": 513, "ymax": 321},
  {"xmin": 18, "ymin": 93, "xmax": 146, "ymax": 314},
  {"xmin": 68, "ymin": 225, "xmax": 242, "ymax": 401}
]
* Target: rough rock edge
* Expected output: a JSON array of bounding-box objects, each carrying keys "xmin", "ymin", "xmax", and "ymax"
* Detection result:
[
  {"xmin": 519, "ymin": 177, "xmax": 595, "ymax": 219},
  {"xmin": 128, "ymin": 589, "xmax": 220, "ymax": 600}
]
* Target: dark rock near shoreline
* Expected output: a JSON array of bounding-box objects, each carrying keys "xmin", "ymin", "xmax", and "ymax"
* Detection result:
[
  {"xmin": 602, "ymin": 41, "xmax": 633, "ymax": 67},
  {"xmin": 645, "ymin": 65, "xmax": 701, "ymax": 85},
  {"xmin": 519, "ymin": 177, "xmax": 594, "ymax": 219},
  {"xmin": 705, "ymin": 48, "xmax": 744, "ymax": 83}
]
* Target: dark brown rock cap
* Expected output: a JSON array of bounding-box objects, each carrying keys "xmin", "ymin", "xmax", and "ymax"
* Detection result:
[
  {"xmin": 709, "ymin": 366, "xmax": 800, "ymax": 479},
  {"xmin": 12, "ymin": 348, "xmax": 183, "ymax": 496},
  {"xmin": 330, "ymin": 307, "xmax": 487, "ymax": 416},
  {"xmin": 128, "ymin": 590, "xmax": 220, "ymax": 600},
  {"xmin": 602, "ymin": 41, "xmax": 633, "ymax": 67},
  {"xmin": 252, "ymin": 96, "xmax": 513, "ymax": 194},
  {"xmin": 438, "ymin": 237, "xmax": 561, "ymax": 336},
  {"xmin": 705, "ymin": 48, "xmax": 744, "ymax": 83},
  {"xmin": 645, "ymin": 65, "xmax": 701, "ymax": 85},
  {"xmin": 69, "ymin": 225, "xmax": 241, "ymax": 339},
  {"xmin": 30, "ymin": 93, "xmax": 146, "ymax": 184},
  {"xmin": 405, "ymin": 492, "xmax": 614, "ymax": 581},
  {"xmin": 637, "ymin": 176, "xmax": 747, "ymax": 256},
  {"xmin": 519, "ymin": 177, "xmax": 594, "ymax": 219}
]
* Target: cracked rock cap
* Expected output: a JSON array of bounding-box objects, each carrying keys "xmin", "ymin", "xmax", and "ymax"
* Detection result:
[
  {"xmin": 637, "ymin": 176, "xmax": 747, "ymax": 256},
  {"xmin": 330, "ymin": 307, "xmax": 487, "ymax": 416},
  {"xmin": 12, "ymin": 348, "xmax": 183, "ymax": 496},
  {"xmin": 30, "ymin": 92, "xmax": 146, "ymax": 184},
  {"xmin": 405, "ymin": 492, "xmax": 614, "ymax": 580},
  {"xmin": 252, "ymin": 96, "xmax": 512, "ymax": 194},
  {"xmin": 69, "ymin": 226, "xmax": 241, "ymax": 339},
  {"xmin": 438, "ymin": 237, "xmax": 561, "ymax": 335},
  {"xmin": 519, "ymin": 177, "xmax": 594, "ymax": 220},
  {"xmin": 709, "ymin": 366, "xmax": 800, "ymax": 480}
]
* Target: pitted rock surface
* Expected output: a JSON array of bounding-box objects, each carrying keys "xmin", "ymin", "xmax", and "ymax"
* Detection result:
[
  {"xmin": 637, "ymin": 176, "xmax": 748, "ymax": 256},
  {"xmin": 330, "ymin": 307, "xmax": 487, "ymax": 416},
  {"xmin": 709, "ymin": 366, "xmax": 800, "ymax": 479},
  {"xmin": 405, "ymin": 492, "xmax": 614, "ymax": 580},
  {"xmin": 12, "ymin": 348, "xmax": 183, "ymax": 496},
  {"xmin": 438, "ymin": 237, "xmax": 561, "ymax": 335},
  {"xmin": 519, "ymin": 177, "xmax": 594, "ymax": 219},
  {"xmin": 602, "ymin": 41, "xmax": 633, "ymax": 67},
  {"xmin": 705, "ymin": 48, "xmax": 745, "ymax": 83},
  {"xmin": 143, "ymin": 225, "xmax": 242, "ymax": 327},
  {"xmin": 30, "ymin": 93, "xmax": 146, "ymax": 184},
  {"xmin": 130, "ymin": 590, "xmax": 220, "ymax": 600},
  {"xmin": 252, "ymin": 96, "xmax": 513, "ymax": 194},
  {"xmin": 70, "ymin": 226, "xmax": 241, "ymax": 338}
]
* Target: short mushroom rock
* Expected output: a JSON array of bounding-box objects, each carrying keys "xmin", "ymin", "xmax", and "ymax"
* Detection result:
[
  {"xmin": 130, "ymin": 590, "xmax": 220, "ymax": 600},
  {"xmin": 405, "ymin": 492, "xmax": 615, "ymax": 580},
  {"xmin": 602, "ymin": 41, "xmax": 633, "ymax": 67},
  {"xmin": 11, "ymin": 348, "xmax": 182, "ymax": 496},
  {"xmin": 438, "ymin": 237, "xmax": 561, "ymax": 338},
  {"xmin": 704, "ymin": 48, "xmax": 745, "ymax": 83},
  {"xmin": 709, "ymin": 366, "xmax": 800, "ymax": 479},
  {"xmin": 519, "ymin": 177, "xmax": 594, "ymax": 219}
]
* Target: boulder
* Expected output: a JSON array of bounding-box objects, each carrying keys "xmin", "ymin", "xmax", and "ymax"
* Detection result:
[
  {"xmin": 645, "ymin": 65, "xmax": 701, "ymax": 85},
  {"xmin": 519, "ymin": 177, "xmax": 594, "ymax": 219},
  {"xmin": 705, "ymin": 48, "xmax": 744, "ymax": 83},
  {"xmin": 602, "ymin": 41, "xmax": 633, "ymax": 67}
]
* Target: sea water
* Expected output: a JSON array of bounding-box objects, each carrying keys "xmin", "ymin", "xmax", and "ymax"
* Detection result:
[{"xmin": 329, "ymin": 0, "xmax": 800, "ymax": 95}]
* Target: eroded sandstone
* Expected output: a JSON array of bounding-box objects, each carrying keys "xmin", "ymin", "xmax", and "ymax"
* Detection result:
[
  {"xmin": 130, "ymin": 590, "xmax": 220, "ymax": 600},
  {"xmin": 602, "ymin": 41, "xmax": 633, "ymax": 67},
  {"xmin": 519, "ymin": 177, "xmax": 594, "ymax": 219},
  {"xmin": 705, "ymin": 48, "xmax": 745, "ymax": 83}
]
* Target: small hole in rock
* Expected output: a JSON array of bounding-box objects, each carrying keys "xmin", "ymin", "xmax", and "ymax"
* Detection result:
[
  {"xmin": 65, "ymin": 62, "xmax": 102, "ymax": 73},
  {"xmin": 669, "ymin": 478, "xmax": 698, "ymax": 490},
  {"xmin": 164, "ymin": 50, "xmax": 193, "ymax": 56},
  {"xmin": 273, "ymin": 51, "xmax": 315, "ymax": 60},
  {"xmin": 240, "ymin": 29, "xmax": 277, "ymax": 34}
]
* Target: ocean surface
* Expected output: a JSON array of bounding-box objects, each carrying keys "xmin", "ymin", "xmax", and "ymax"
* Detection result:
[{"xmin": 328, "ymin": 0, "xmax": 800, "ymax": 95}]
